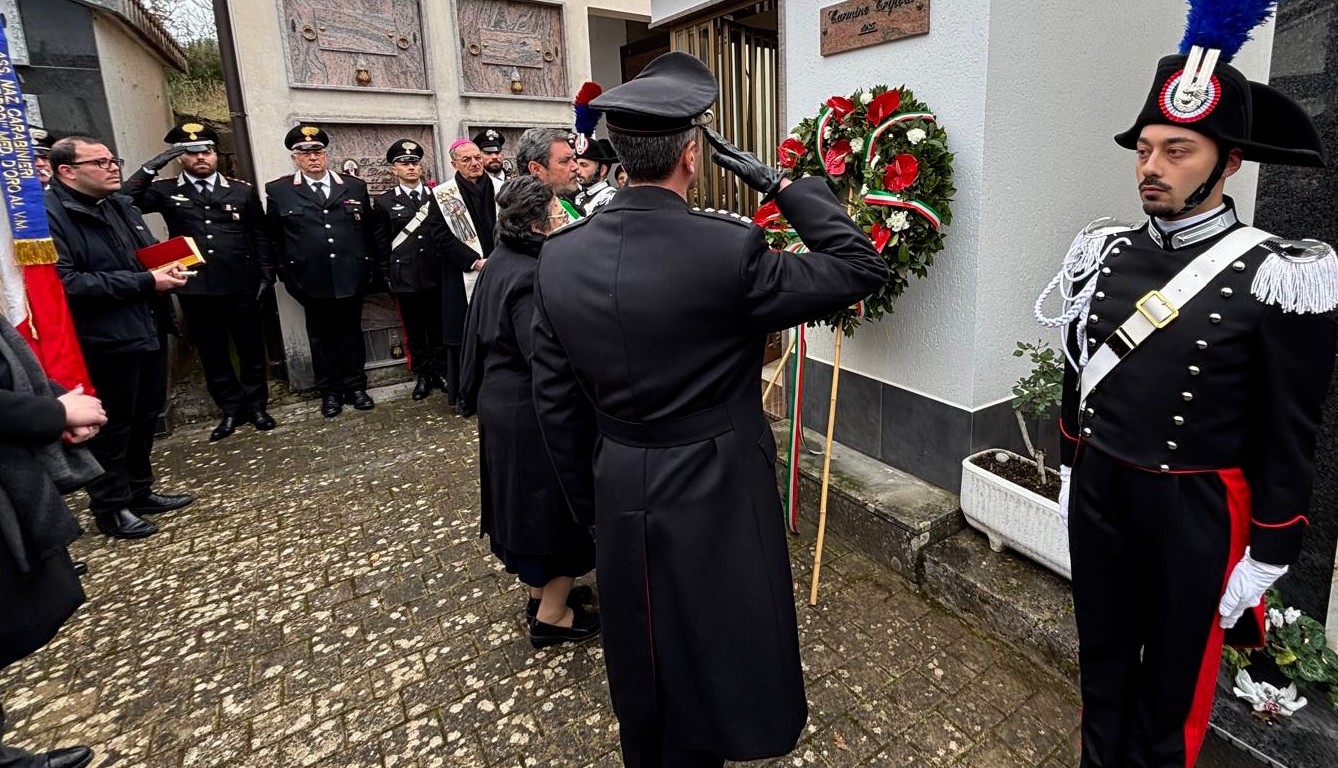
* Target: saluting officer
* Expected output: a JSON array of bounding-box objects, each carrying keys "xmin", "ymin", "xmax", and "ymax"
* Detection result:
[
  {"xmin": 1039, "ymin": 6, "xmax": 1335, "ymax": 765},
  {"xmin": 371, "ymin": 139, "xmax": 479, "ymax": 401},
  {"xmin": 530, "ymin": 52, "xmax": 888, "ymax": 767},
  {"xmin": 126, "ymin": 122, "xmax": 276, "ymax": 441},
  {"xmin": 266, "ymin": 124, "xmax": 377, "ymax": 418}
]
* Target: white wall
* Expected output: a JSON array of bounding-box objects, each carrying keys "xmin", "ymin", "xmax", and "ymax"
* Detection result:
[
  {"xmin": 771, "ymin": 0, "xmax": 1273, "ymax": 411},
  {"xmin": 590, "ymin": 14, "xmax": 631, "ymax": 92}
]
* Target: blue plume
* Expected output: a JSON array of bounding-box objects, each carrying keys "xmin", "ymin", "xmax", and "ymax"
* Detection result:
[
  {"xmin": 1179, "ymin": 0, "xmax": 1278, "ymax": 62},
  {"xmin": 573, "ymin": 81, "xmax": 602, "ymax": 136}
]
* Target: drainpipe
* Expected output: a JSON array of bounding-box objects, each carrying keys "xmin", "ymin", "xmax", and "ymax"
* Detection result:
[{"xmin": 212, "ymin": 0, "xmax": 254, "ymax": 182}]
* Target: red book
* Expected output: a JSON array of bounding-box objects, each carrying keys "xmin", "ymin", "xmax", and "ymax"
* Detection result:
[{"xmin": 136, "ymin": 236, "xmax": 205, "ymax": 271}]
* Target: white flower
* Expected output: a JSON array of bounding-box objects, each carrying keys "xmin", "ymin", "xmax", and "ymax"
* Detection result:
[
  {"xmin": 886, "ymin": 211, "xmax": 911, "ymax": 232},
  {"xmin": 823, "ymin": 126, "xmax": 833, "ymax": 141},
  {"xmin": 906, "ymin": 128, "xmax": 928, "ymax": 145},
  {"xmin": 859, "ymin": 91, "xmax": 872, "ymax": 105},
  {"xmin": 860, "ymin": 184, "xmax": 869, "ymax": 196},
  {"xmin": 850, "ymin": 137, "xmax": 865, "ymax": 153},
  {"xmin": 1284, "ymin": 607, "xmax": 1302, "ymax": 625},
  {"xmin": 1233, "ymin": 669, "xmax": 1308, "ymax": 720},
  {"xmin": 1268, "ymin": 608, "xmax": 1285, "ymax": 629},
  {"xmin": 789, "ymin": 133, "xmax": 802, "ymax": 142}
]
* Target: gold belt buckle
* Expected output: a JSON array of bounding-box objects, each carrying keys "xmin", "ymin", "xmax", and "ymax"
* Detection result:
[{"xmin": 1136, "ymin": 290, "xmax": 1179, "ymax": 328}]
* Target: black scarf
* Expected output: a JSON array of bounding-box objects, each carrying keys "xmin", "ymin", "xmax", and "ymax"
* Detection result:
[
  {"xmin": 455, "ymin": 172, "xmax": 497, "ymax": 256},
  {"xmin": 0, "ymin": 322, "xmax": 100, "ymax": 573}
]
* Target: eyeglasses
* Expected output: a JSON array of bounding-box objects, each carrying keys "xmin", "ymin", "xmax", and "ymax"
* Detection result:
[{"xmin": 68, "ymin": 157, "xmax": 125, "ymax": 170}]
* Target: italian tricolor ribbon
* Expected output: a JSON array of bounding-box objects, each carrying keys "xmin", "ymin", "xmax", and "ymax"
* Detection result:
[
  {"xmin": 784, "ymin": 324, "xmax": 806, "ymax": 533},
  {"xmin": 864, "ymin": 191, "xmax": 943, "ymax": 230},
  {"xmin": 814, "ymin": 105, "xmax": 836, "ymax": 171},
  {"xmin": 864, "ymin": 112, "xmax": 937, "ymax": 165}
]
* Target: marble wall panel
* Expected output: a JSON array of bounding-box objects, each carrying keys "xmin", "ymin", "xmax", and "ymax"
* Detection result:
[
  {"xmin": 321, "ymin": 123, "xmax": 438, "ymax": 197},
  {"xmin": 457, "ymin": 0, "xmax": 568, "ymax": 98},
  {"xmin": 280, "ymin": 0, "xmax": 428, "ymax": 91}
]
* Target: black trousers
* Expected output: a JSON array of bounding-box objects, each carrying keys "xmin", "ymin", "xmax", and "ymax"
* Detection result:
[
  {"xmin": 82, "ymin": 347, "xmax": 167, "ymax": 515},
  {"xmin": 1071, "ymin": 445, "xmax": 1251, "ymax": 768},
  {"xmin": 393, "ymin": 288, "xmax": 445, "ymax": 377},
  {"xmin": 179, "ymin": 294, "xmax": 268, "ymax": 416},
  {"xmin": 301, "ymin": 296, "xmax": 367, "ymax": 395},
  {"xmin": 0, "ymin": 701, "xmax": 43, "ymax": 768},
  {"xmin": 619, "ymin": 724, "xmax": 725, "ymax": 768}
]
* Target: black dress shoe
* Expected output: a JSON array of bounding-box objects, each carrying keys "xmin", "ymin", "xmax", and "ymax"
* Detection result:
[
  {"xmin": 248, "ymin": 410, "xmax": 277, "ymax": 430},
  {"xmin": 321, "ymin": 394, "xmax": 343, "ymax": 418},
  {"xmin": 44, "ymin": 746, "xmax": 94, "ymax": 768},
  {"xmin": 525, "ymin": 584, "xmax": 595, "ymax": 622},
  {"xmin": 530, "ymin": 607, "xmax": 601, "ymax": 649},
  {"xmin": 128, "ymin": 492, "xmax": 194, "ymax": 515},
  {"xmin": 94, "ymin": 509, "xmax": 158, "ymax": 539},
  {"xmin": 412, "ymin": 376, "xmax": 433, "ymax": 401},
  {"xmin": 210, "ymin": 415, "xmax": 238, "ymax": 442},
  {"xmin": 348, "ymin": 390, "xmax": 375, "ymax": 410},
  {"xmin": 72, "ymin": 561, "xmax": 88, "ymax": 577},
  {"xmin": 430, "ymin": 376, "xmax": 448, "ymax": 392}
]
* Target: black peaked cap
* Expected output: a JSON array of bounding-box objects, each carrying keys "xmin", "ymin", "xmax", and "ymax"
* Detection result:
[{"xmin": 591, "ymin": 52, "xmax": 717, "ymax": 136}]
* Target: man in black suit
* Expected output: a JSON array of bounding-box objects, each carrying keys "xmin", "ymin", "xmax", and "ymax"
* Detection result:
[
  {"xmin": 265, "ymin": 124, "xmax": 377, "ymax": 418},
  {"xmin": 531, "ymin": 53, "xmax": 888, "ymax": 767},
  {"xmin": 371, "ymin": 139, "xmax": 478, "ymax": 401},
  {"xmin": 126, "ymin": 122, "xmax": 276, "ymax": 441}
]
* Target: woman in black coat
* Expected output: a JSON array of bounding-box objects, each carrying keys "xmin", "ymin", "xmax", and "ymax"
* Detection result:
[
  {"xmin": 0, "ymin": 317, "xmax": 104, "ymax": 768},
  {"xmin": 459, "ymin": 176, "xmax": 599, "ymax": 649}
]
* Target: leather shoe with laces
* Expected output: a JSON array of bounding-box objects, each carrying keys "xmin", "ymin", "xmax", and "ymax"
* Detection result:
[
  {"xmin": 129, "ymin": 492, "xmax": 194, "ymax": 515},
  {"xmin": 348, "ymin": 390, "xmax": 375, "ymax": 410},
  {"xmin": 44, "ymin": 746, "xmax": 94, "ymax": 768},
  {"xmin": 94, "ymin": 509, "xmax": 158, "ymax": 539},
  {"xmin": 210, "ymin": 415, "xmax": 238, "ymax": 442},
  {"xmin": 320, "ymin": 394, "xmax": 343, "ymax": 418},
  {"xmin": 247, "ymin": 410, "xmax": 277, "ymax": 430},
  {"xmin": 412, "ymin": 376, "xmax": 433, "ymax": 401}
]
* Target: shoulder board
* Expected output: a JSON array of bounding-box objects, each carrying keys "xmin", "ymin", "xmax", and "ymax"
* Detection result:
[
  {"xmin": 689, "ymin": 206, "xmax": 755, "ymax": 228},
  {"xmin": 548, "ymin": 214, "xmax": 593, "ymax": 238},
  {"xmin": 1251, "ymin": 238, "xmax": 1338, "ymax": 314},
  {"xmin": 1062, "ymin": 216, "xmax": 1139, "ymax": 274},
  {"xmin": 223, "ymin": 176, "xmax": 250, "ymax": 187}
]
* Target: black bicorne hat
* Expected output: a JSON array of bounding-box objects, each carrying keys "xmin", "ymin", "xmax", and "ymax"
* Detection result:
[
  {"xmin": 385, "ymin": 138, "xmax": 425, "ymax": 164},
  {"xmin": 575, "ymin": 136, "xmax": 617, "ymax": 163}
]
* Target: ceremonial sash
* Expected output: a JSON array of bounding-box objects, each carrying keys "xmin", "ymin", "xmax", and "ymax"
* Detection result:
[
  {"xmin": 431, "ymin": 178, "xmax": 484, "ymax": 256},
  {"xmin": 389, "ymin": 196, "xmax": 434, "ymax": 251},
  {"xmin": 1080, "ymin": 226, "xmax": 1272, "ymax": 404},
  {"xmin": 557, "ymin": 198, "xmax": 583, "ymax": 227}
]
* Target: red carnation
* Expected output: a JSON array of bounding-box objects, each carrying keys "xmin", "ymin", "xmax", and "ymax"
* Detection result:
[
  {"xmin": 777, "ymin": 137, "xmax": 807, "ymax": 169},
  {"xmin": 883, "ymin": 153, "xmax": 920, "ymax": 192},
  {"xmin": 825, "ymin": 96, "xmax": 855, "ymax": 121},
  {"xmin": 866, "ymin": 89, "xmax": 903, "ymax": 125},
  {"xmin": 824, "ymin": 139, "xmax": 853, "ymax": 177},
  {"xmin": 870, "ymin": 222, "xmax": 892, "ymax": 253},
  {"xmin": 753, "ymin": 199, "xmax": 782, "ymax": 229}
]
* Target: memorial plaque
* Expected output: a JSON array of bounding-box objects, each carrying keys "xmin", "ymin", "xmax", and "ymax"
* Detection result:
[
  {"xmin": 280, "ymin": 0, "xmax": 428, "ymax": 90},
  {"xmin": 321, "ymin": 123, "xmax": 437, "ymax": 197},
  {"xmin": 819, "ymin": 0, "xmax": 930, "ymax": 57},
  {"xmin": 458, "ymin": 0, "xmax": 568, "ymax": 98}
]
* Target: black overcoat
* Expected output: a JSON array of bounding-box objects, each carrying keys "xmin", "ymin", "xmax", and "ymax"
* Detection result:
[
  {"xmin": 371, "ymin": 187, "xmax": 478, "ymax": 344},
  {"xmin": 124, "ymin": 169, "xmax": 272, "ymax": 296},
  {"xmin": 264, "ymin": 172, "xmax": 375, "ymax": 300},
  {"xmin": 530, "ymin": 178, "xmax": 888, "ymax": 759},
  {"xmin": 459, "ymin": 233, "xmax": 584, "ymax": 555}
]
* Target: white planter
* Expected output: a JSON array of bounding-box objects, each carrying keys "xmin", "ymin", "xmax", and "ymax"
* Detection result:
[{"xmin": 960, "ymin": 449, "xmax": 1071, "ymax": 580}]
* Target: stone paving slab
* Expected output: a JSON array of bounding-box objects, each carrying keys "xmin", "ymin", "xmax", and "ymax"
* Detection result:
[{"xmin": 1, "ymin": 390, "xmax": 1081, "ymax": 767}]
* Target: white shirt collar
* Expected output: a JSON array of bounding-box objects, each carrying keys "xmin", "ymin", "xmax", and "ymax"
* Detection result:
[
  {"xmin": 1154, "ymin": 203, "xmax": 1227, "ymax": 234},
  {"xmin": 300, "ymin": 171, "xmax": 334, "ymax": 188},
  {"xmin": 400, "ymin": 183, "xmax": 425, "ymax": 196},
  {"xmin": 181, "ymin": 171, "xmax": 220, "ymax": 188}
]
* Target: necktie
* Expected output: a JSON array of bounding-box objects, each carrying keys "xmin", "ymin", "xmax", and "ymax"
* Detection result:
[
  {"xmin": 196, "ymin": 180, "xmax": 211, "ymax": 200},
  {"xmin": 409, "ymin": 190, "xmax": 420, "ymax": 205},
  {"xmin": 313, "ymin": 181, "xmax": 326, "ymax": 203}
]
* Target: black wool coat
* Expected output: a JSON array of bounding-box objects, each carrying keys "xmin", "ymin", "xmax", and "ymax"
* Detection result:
[
  {"xmin": 459, "ymin": 233, "xmax": 586, "ymax": 556},
  {"xmin": 124, "ymin": 168, "xmax": 273, "ymax": 296},
  {"xmin": 531, "ymin": 178, "xmax": 888, "ymax": 759},
  {"xmin": 265, "ymin": 172, "xmax": 376, "ymax": 300},
  {"xmin": 371, "ymin": 187, "xmax": 479, "ymax": 344}
]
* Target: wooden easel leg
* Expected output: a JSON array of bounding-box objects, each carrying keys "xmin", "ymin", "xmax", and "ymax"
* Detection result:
[{"xmin": 809, "ymin": 328, "xmax": 844, "ymax": 606}]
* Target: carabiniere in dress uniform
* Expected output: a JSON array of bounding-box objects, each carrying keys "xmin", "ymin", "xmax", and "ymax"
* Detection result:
[{"xmin": 1034, "ymin": 2, "xmax": 1336, "ymax": 765}]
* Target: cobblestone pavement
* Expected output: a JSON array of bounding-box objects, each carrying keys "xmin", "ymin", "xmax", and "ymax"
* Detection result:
[{"xmin": 0, "ymin": 388, "xmax": 1081, "ymax": 767}]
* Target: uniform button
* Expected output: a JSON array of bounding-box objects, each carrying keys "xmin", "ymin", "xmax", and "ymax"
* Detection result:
[
  {"xmin": 1182, "ymin": 391, "xmax": 1194, "ymax": 401},
  {"xmin": 1088, "ymin": 314, "xmax": 1099, "ymax": 323},
  {"xmin": 1220, "ymin": 287, "xmax": 1234, "ymax": 298},
  {"xmin": 1196, "ymin": 339, "xmax": 1208, "ymax": 350},
  {"xmin": 1095, "ymin": 291, "xmax": 1106, "ymax": 301},
  {"xmin": 327, "ymin": 238, "xmax": 334, "ymax": 243},
  {"xmin": 1159, "ymin": 464, "xmax": 1170, "ymax": 472},
  {"xmin": 323, "ymin": 210, "xmax": 329, "ymax": 215},
  {"xmin": 206, "ymin": 234, "xmax": 213, "ymax": 239},
  {"xmin": 1172, "ymin": 415, "xmax": 1185, "ymax": 426},
  {"xmin": 1188, "ymin": 365, "xmax": 1200, "ymax": 375},
  {"xmin": 1087, "ymin": 338, "xmax": 1097, "ymax": 346},
  {"xmin": 1081, "ymin": 427, "xmax": 1092, "ymax": 437},
  {"xmin": 325, "ymin": 224, "xmax": 332, "ymax": 229},
  {"xmin": 1209, "ymin": 313, "xmax": 1222, "ymax": 324},
  {"xmin": 417, "ymin": 234, "xmax": 423, "ymax": 239},
  {"xmin": 329, "ymin": 253, "xmax": 336, "ymax": 258},
  {"xmin": 207, "ymin": 249, "xmax": 215, "ymax": 254},
  {"xmin": 1166, "ymin": 440, "xmax": 1178, "ymax": 450},
  {"xmin": 1232, "ymin": 261, "xmax": 1246, "ymax": 272},
  {"xmin": 1111, "ymin": 248, "xmax": 1121, "ymax": 254},
  {"xmin": 1084, "ymin": 407, "xmax": 1094, "ymax": 416},
  {"xmin": 1101, "ymin": 267, "xmax": 1112, "ymax": 275}
]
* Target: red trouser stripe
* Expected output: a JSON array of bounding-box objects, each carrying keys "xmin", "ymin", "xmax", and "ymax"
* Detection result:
[{"xmin": 1182, "ymin": 469, "xmax": 1255, "ymax": 767}]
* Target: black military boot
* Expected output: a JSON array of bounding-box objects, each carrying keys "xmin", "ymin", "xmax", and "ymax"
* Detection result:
[{"xmin": 94, "ymin": 509, "xmax": 158, "ymax": 539}]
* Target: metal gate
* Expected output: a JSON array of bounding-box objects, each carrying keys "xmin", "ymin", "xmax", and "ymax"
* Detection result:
[{"xmin": 671, "ymin": 2, "xmax": 779, "ymax": 216}]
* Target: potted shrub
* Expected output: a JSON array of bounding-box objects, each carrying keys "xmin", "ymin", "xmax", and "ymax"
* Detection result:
[{"xmin": 959, "ymin": 341, "xmax": 1070, "ymax": 579}]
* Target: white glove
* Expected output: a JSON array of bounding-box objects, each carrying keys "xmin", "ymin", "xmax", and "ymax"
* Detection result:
[
  {"xmin": 1219, "ymin": 548, "xmax": 1288, "ymax": 629},
  {"xmin": 1057, "ymin": 465, "xmax": 1072, "ymax": 525}
]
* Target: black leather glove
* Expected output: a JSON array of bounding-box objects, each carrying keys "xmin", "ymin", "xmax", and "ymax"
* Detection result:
[
  {"xmin": 703, "ymin": 127, "xmax": 782, "ymax": 196},
  {"xmin": 142, "ymin": 146, "xmax": 187, "ymax": 174}
]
